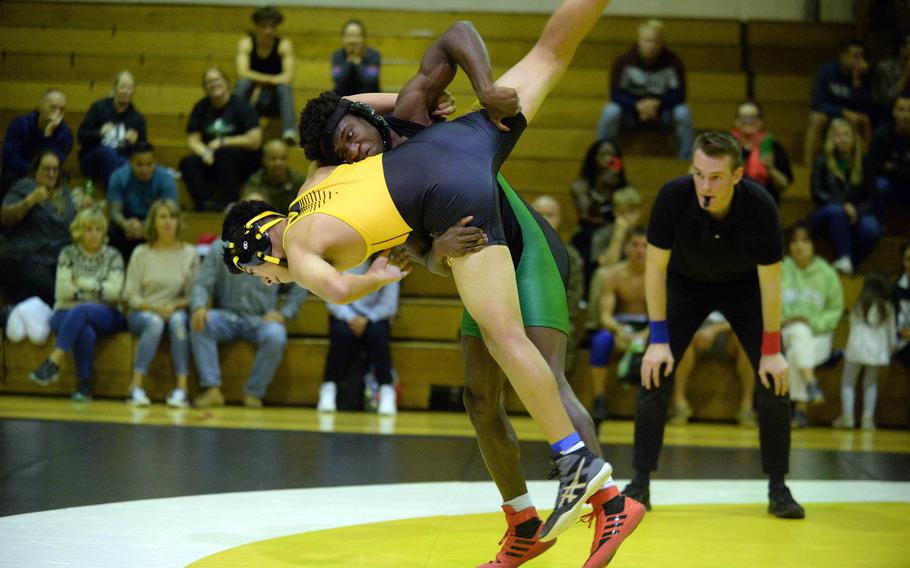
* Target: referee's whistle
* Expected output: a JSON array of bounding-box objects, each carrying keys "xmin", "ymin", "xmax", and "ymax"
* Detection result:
[{"xmin": 702, "ymin": 196, "xmax": 712, "ymax": 207}]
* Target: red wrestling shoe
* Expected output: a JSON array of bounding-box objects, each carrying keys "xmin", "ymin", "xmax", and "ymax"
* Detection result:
[
  {"xmin": 581, "ymin": 488, "xmax": 646, "ymax": 567},
  {"xmin": 477, "ymin": 505, "xmax": 556, "ymax": 567}
]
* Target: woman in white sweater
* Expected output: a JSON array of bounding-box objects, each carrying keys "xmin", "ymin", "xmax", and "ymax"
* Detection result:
[
  {"xmin": 28, "ymin": 207, "xmax": 126, "ymax": 400},
  {"xmin": 122, "ymin": 199, "xmax": 199, "ymax": 406}
]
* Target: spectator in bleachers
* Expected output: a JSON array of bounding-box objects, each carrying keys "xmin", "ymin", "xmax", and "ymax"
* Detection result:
[
  {"xmin": 584, "ymin": 187, "xmax": 643, "ymax": 340},
  {"xmin": 77, "ymin": 71, "xmax": 147, "ymax": 188},
  {"xmin": 833, "ymin": 272, "xmax": 895, "ymax": 430},
  {"xmin": 804, "ymin": 39, "xmax": 872, "ymax": 164},
  {"xmin": 810, "ymin": 118, "xmax": 881, "ymax": 275},
  {"xmin": 595, "ymin": 19, "xmax": 694, "ymax": 160},
  {"xmin": 189, "ymin": 237, "xmax": 306, "ymax": 408},
  {"xmin": 239, "ymin": 139, "xmax": 305, "ymax": 212},
  {"xmin": 107, "ymin": 142, "xmax": 177, "ymax": 260},
  {"xmin": 331, "ymin": 20, "xmax": 381, "ymax": 97},
  {"xmin": 569, "ymin": 139, "xmax": 628, "ymax": 284},
  {"xmin": 28, "ymin": 207, "xmax": 125, "ymax": 401},
  {"xmin": 589, "ymin": 186, "xmax": 642, "ymax": 271},
  {"xmin": 235, "ymin": 6, "xmax": 298, "ymax": 145},
  {"xmin": 318, "ymin": 259, "xmax": 399, "ymax": 415},
  {"xmin": 587, "ymin": 227, "xmax": 648, "ymax": 424},
  {"xmin": 730, "ymin": 100, "xmax": 794, "ymax": 203},
  {"xmin": 872, "ymin": 34, "xmax": 910, "ymax": 122},
  {"xmin": 0, "ymin": 151, "xmax": 77, "ymax": 305},
  {"xmin": 781, "ymin": 221, "xmax": 844, "ymax": 428},
  {"xmin": 123, "ymin": 199, "xmax": 199, "ymax": 408},
  {"xmin": 868, "ymin": 94, "xmax": 910, "ymax": 222},
  {"xmin": 668, "ymin": 312, "xmax": 757, "ymax": 427},
  {"xmin": 1, "ymin": 89, "xmax": 72, "ymax": 196},
  {"xmin": 530, "ymin": 195, "xmax": 585, "ymax": 373},
  {"xmin": 180, "ymin": 68, "xmax": 262, "ymax": 212},
  {"xmin": 893, "ymin": 239, "xmax": 910, "ymax": 368}
]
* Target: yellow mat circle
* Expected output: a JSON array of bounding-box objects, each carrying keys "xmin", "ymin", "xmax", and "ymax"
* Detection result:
[{"xmin": 191, "ymin": 502, "xmax": 910, "ymax": 567}]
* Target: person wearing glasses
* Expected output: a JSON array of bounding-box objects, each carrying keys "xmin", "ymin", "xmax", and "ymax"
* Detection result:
[{"xmin": 0, "ymin": 151, "xmax": 78, "ymax": 305}]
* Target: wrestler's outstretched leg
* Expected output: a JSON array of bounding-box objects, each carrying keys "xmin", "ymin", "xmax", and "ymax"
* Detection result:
[
  {"xmin": 463, "ymin": 336, "xmax": 555, "ymax": 567},
  {"xmin": 525, "ymin": 327, "xmax": 600, "ymax": 453},
  {"xmin": 526, "ymin": 326, "xmax": 644, "ymax": 567},
  {"xmin": 495, "ymin": 0, "xmax": 610, "ymax": 123},
  {"xmin": 450, "ymin": 245, "xmax": 611, "ymax": 541}
]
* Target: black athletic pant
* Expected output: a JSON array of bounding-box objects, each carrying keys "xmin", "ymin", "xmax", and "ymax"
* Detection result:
[
  {"xmin": 323, "ymin": 316, "xmax": 393, "ymax": 386},
  {"xmin": 0, "ymin": 257, "xmax": 56, "ymax": 306},
  {"xmin": 107, "ymin": 223, "xmax": 143, "ymax": 263},
  {"xmin": 633, "ymin": 270, "xmax": 791, "ymax": 477},
  {"xmin": 179, "ymin": 147, "xmax": 258, "ymax": 211}
]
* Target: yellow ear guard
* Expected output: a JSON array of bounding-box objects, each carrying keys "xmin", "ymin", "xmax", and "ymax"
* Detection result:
[{"xmin": 224, "ymin": 211, "xmax": 289, "ymax": 271}]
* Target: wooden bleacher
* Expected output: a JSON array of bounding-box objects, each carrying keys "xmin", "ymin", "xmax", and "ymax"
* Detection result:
[{"xmin": 1, "ymin": 2, "xmax": 907, "ymax": 427}]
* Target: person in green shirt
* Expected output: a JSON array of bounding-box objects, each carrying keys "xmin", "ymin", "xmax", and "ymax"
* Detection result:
[{"xmin": 781, "ymin": 221, "xmax": 844, "ymax": 427}]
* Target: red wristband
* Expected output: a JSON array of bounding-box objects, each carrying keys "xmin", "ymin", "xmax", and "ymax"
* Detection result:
[{"xmin": 761, "ymin": 330, "xmax": 781, "ymax": 355}]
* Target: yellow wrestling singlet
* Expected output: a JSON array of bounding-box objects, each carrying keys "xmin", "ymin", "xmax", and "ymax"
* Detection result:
[{"xmin": 284, "ymin": 154, "xmax": 412, "ymax": 265}]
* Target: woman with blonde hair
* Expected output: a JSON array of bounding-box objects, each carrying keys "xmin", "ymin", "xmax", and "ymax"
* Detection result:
[
  {"xmin": 809, "ymin": 117, "xmax": 881, "ymax": 275},
  {"xmin": 28, "ymin": 207, "xmax": 126, "ymax": 401},
  {"xmin": 122, "ymin": 199, "xmax": 199, "ymax": 407}
]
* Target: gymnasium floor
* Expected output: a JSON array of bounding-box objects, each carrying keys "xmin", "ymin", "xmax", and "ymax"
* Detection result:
[{"xmin": 1, "ymin": 395, "xmax": 909, "ymax": 567}]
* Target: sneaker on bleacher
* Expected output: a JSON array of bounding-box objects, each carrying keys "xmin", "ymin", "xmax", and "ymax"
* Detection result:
[
  {"xmin": 317, "ymin": 382, "xmax": 337, "ymax": 413},
  {"xmin": 166, "ymin": 389, "xmax": 189, "ymax": 408},
  {"xmin": 128, "ymin": 387, "xmax": 151, "ymax": 407}
]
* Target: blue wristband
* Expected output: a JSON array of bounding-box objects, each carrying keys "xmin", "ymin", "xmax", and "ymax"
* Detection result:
[{"xmin": 649, "ymin": 320, "xmax": 669, "ymax": 344}]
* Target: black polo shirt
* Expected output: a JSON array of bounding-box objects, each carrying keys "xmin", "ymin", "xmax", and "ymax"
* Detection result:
[{"xmin": 647, "ymin": 175, "xmax": 783, "ymax": 283}]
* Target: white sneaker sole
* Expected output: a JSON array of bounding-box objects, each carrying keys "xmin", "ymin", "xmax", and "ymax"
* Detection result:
[{"xmin": 540, "ymin": 461, "xmax": 613, "ymax": 542}]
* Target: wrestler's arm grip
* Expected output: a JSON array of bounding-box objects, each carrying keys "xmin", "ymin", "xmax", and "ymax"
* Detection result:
[{"xmin": 395, "ymin": 21, "xmax": 497, "ymax": 124}]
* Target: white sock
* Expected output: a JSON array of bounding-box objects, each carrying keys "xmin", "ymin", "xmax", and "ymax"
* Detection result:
[
  {"xmin": 600, "ymin": 476, "xmax": 616, "ymax": 490},
  {"xmin": 504, "ymin": 492, "xmax": 534, "ymax": 512}
]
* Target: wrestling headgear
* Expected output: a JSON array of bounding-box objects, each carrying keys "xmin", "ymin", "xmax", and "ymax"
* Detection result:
[
  {"xmin": 320, "ymin": 98, "xmax": 392, "ymax": 165},
  {"xmin": 223, "ymin": 211, "xmax": 288, "ymax": 271}
]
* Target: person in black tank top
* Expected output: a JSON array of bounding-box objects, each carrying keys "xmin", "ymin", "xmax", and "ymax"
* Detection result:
[{"xmin": 234, "ymin": 6, "xmax": 298, "ymax": 144}]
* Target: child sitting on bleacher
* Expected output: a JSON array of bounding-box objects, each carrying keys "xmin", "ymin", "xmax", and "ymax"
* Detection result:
[{"xmin": 833, "ymin": 273, "xmax": 896, "ymax": 430}]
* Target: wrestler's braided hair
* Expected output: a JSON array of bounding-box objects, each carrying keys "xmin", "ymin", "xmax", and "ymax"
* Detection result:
[
  {"xmin": 221, "ymin": 199, "xmax": 283, "ymax": 274},
  {"xmin": 298, "ymin": 91, "xmax": 343, "ymax": 164}
]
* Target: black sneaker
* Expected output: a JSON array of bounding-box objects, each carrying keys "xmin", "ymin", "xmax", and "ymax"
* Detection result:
[
  {"xmin": 621, "ymin": 482, "xmax": 651, "ymax": 511},
  {"xmin": 768, "ymin": 486, "xmax": 805, "ymax": 519},
  {"xmin": 29, "ymin": 359, "xmax": 60, "ymax": 386},
  {"xmin": 539, "ymin": 448, "xmax": 612, "ymax": 542}
]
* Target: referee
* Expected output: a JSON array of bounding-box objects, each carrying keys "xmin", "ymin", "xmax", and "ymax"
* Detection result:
[{"xmin": 623, "ymin": 131, "xmax": 805, "ymax": 519}]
